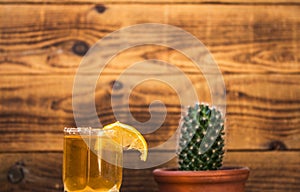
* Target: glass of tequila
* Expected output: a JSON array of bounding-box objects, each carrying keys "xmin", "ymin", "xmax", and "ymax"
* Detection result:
[{"xmin": 63, "ymin": 127, "xmax": 123, "ymax": 192}]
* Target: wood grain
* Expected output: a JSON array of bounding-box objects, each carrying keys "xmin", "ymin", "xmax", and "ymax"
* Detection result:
[
  {"xmin": 0, "ymin": 1, "xmax": 299, "ymax": 192},
  {"xmin": 0, "ymin": 4, "xmax": 299, "ymax": 75},
  {"xmin": 0, "ymin": 153, "xmax": 63, "ymax": 192},
  {"xmin": 0, "ymin": 74, "xmax": 299, "ymax": 151},
  {"xmin": 0, "ymin": 151, "xmax": 299, "ymax": 192},
  {"xmin": 1, "ymin": 0, "xmax": 300, "ymax": 4},
  {"xmin": 224, "ymin": 152, "xmax": 300, "ymax": 192}
]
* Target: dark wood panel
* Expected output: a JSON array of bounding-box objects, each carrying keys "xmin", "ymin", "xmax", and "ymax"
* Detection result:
[
  {"xmin": 0, "ymin": 74, "xmax": 299, "ymax": 151},
  {"xmin": 0, "ymin": 4, "xmax": 299, "ymax": 75},
  {"xmin": 0, "ymin": 151, "xmax": 299, "ymax": 192}
]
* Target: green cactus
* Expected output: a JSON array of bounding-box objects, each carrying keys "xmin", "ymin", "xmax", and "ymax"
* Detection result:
[{"xmin": 178, "ymin": 103, "xmax": 225, "ymax": 171}]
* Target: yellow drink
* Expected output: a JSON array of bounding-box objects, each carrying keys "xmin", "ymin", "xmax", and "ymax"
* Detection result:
[{"xmin": 63, "ymin": 129, "xmax": 122, "ymax": 192}]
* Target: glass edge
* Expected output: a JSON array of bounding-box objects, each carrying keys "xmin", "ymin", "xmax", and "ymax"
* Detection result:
[{"xmin": 63, "ymin": 127, "xmax": 105, "ymax": 135}]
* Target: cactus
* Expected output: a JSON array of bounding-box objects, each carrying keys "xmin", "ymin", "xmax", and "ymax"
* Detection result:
[{"xmin": 178, "ymin": 103, "xmax": 225, "ymax": 171}]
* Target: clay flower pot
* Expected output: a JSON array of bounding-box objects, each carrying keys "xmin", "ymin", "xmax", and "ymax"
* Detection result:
[{"xmin": 153, "ymin": 166, "xmax": 250, "ymax": 192}]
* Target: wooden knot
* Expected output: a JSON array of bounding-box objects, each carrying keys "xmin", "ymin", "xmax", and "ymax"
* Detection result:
[
  {"xmin": 269, "ymin": 140, "xmax": 287, "ymax": 151},
  {"xmin": 111, "ymin": 80, "xmax": 123, "ymax": 90},
  {"xmin": 72, "ymin": 41, "xmax": 89, "ymax": 56},
  {"xmin": 7, "ymin": 162, "xmax": 25, "ymax": 184},
  {"xmin": 94, "ymin": 4, "xmax": 106, "ymax": 14}
]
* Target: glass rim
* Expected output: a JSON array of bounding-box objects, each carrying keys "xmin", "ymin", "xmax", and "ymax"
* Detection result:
[{"xmin": 64, "ymin": 127, "xmax": 106, "ymax": 135}]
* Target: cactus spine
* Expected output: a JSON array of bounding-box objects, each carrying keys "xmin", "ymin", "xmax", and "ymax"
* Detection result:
[{"xmin": 178, "ymin": 103, "xmax": 225, "ymax": 171}]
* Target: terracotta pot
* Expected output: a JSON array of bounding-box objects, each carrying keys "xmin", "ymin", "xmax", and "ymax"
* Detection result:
[{"xmin": 153, "ymin": 167, "xmax": 250, "ymax": 192}]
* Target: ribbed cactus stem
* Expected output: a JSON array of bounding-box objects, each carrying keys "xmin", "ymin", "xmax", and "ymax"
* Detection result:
[{"xmin": 178, "ymin": 103, "xmax": 225, "ymax": 171}]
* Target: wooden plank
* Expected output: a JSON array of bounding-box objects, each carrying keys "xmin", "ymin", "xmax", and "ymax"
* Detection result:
[
  {"xmin": 0, "ymin": 151, "xmax": 299, "ymax": 192},
  {"xmin": 0, "ymin": 153, "xmax": 63, "ymax": 192},
  {"xmin": 0, "ymin": 4, "xmax": 299, "ymax": 75},
  {"xmin": 223, "ymin": 151, "xmax": 300, "ymax": 192},
  {"xmin": 1, "ymin": 0, "xmax": 300, "ymax": 4},
  {"xmin": 0, "ymin": 74, "xmax": 299, "ymax": 151}
]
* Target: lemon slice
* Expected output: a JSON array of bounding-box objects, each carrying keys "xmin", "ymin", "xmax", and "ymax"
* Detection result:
[{"xmin": 103, "ymin": 121, "xmax": 148, "ymax": 161}]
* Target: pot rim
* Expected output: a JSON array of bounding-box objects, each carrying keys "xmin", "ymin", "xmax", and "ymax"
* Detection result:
[
  {"xmin": 154, "ymin": 166, "xmax": 249, "ymax": 176},
  {"xmin": 153, "ymin": 166, "xmax": 250, "ymax": 184}
]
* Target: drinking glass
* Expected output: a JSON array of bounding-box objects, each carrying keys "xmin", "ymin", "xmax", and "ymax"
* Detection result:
[{"xmin": 63, "ymin": 127, "xmax": 123, "ymax": 192}]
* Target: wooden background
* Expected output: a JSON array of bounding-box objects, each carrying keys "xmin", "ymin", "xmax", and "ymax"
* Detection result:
[{"xmin": 0, "ymin": 0, "xmax": 299, "ymax": 191}]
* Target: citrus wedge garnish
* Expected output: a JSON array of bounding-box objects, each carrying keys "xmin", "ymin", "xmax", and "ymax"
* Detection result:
[{"xmin": 103, "ymin": 121, "xmax": 148, "ymax": 161}]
